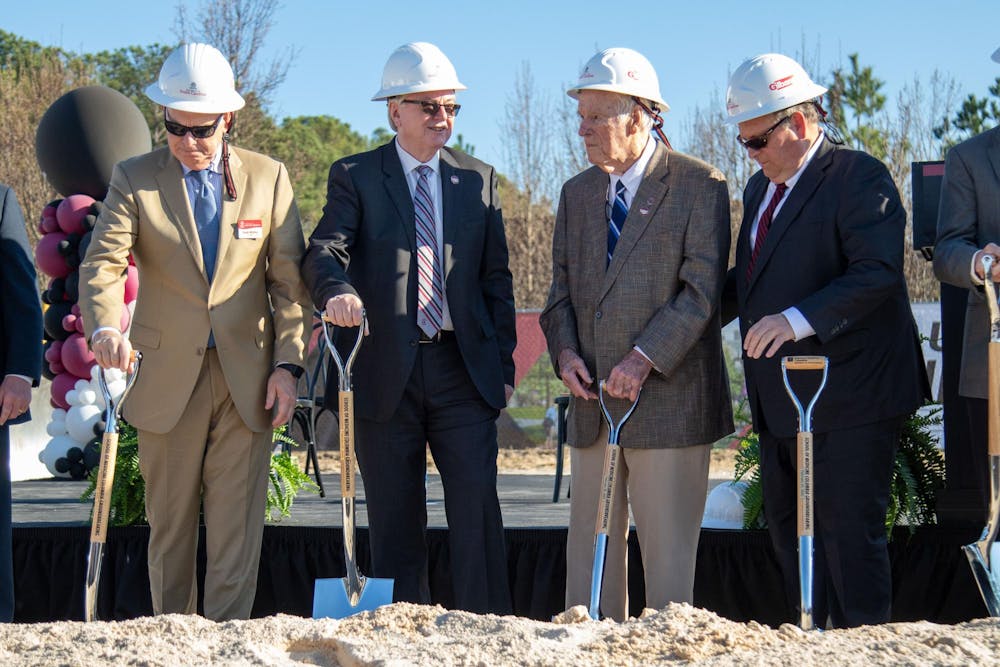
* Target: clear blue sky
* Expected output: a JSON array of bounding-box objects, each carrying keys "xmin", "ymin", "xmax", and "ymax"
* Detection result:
[{"xmin": 6, "ymin": 1, "xmax": 999, "ymax": 174}]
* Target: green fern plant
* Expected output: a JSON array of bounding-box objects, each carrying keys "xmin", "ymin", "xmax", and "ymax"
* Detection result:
[
  {"xmin": 82, "ymin": 423, "xmax": 318, "ymax": 526},
  {"xmin": 733, "ymin": 402, "xmax": 945, "ymax": 540}
]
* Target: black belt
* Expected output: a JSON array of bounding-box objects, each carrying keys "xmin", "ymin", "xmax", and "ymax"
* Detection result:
[{"xmin": 419, "ymin": 329, "xmax": 455, "ymax": 344}]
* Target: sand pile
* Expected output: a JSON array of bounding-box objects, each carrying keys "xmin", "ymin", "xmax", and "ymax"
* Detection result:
[{"xmin": 2, "ymin": 602, "xmax": 998, "ymax": 666}]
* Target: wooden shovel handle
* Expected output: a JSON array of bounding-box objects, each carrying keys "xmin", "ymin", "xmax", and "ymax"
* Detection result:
[
  {"xmin": 990, "ymin": 343, "xmax": 1000, "ymax": 457},
  {"xmin": 797, "ymin": 431, "xmax": 814, "ymax": 536},
  {"xmin": 88, "ymin": 431, "xmax": 119, "ymax": 545},
  {"xmin": 339, "ymin": 390, "xmax": 356, "ymax": 499},
  {"xmin": 594, "ymin": 444, "xmax": 621, "ymax": 535}
]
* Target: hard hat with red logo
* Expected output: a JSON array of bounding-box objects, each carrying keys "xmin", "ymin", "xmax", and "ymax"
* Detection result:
[
  {"xmin": 372, "ymin": 42, "xmax": 467, "ymax": 101},
  {"xmin": 567, "ymin": 47, "xmax": 669, "ymax": 111},
  {"xmin": 144, "ymin": 43, "xmax": 245, "ymax": 113},
  {"xmin": 725, "ymin": 53, "xmax": 827, "ymax": 124}
]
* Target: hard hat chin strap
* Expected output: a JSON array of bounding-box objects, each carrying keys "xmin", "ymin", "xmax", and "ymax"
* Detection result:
[
  {"xmin": 222, "ymin": 112, "xmax": 238, "ymax": 200},
  {"xmin": 632, "ymin": 97, "xmax": 673, "ymax": 151}
]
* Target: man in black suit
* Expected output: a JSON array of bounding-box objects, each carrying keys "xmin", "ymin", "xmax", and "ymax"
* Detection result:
[
  {"xmin": 302, "ymin": 42, "xmax": 515, "ymax": 614},
  {"xmin": 0, "ymin": 185, "xmax": 43, "ymax": 622},
  {"xmin": 723, "ymin": 54, "xmax": 928, "ymax": 628}
]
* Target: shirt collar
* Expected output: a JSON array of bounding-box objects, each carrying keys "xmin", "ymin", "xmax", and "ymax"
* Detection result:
[
  {"xmin": 611, "ymin": 136, "xmax": 656, "ymax": 196},
  {"xmin": 395, "ymin": 139, "xmax": 441, "ymax": 176}
]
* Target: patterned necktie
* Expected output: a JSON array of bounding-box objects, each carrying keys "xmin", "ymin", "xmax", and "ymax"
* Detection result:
[
  {"xmin": 746, "ymin": 182, "xmax": 788, "ymax": 283},
  {"xmin": 414, "ymin": 165, "xmax": 443, "ymax": 338},
  {"xmin": 607, "ymin": 179, "xmax": 628, "ymax": 267},
  {"xmin": 192, "ymin": 169, "xmax": 219, "ymax": 281}
]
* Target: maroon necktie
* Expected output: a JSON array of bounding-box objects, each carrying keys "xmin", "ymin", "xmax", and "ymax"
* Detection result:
[{"xmin": 746, "ymin": 182, "xmax": 788, "ymax": 282}]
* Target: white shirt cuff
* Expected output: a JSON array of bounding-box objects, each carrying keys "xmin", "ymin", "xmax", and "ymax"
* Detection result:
[
  {"xmin": 632, "ymin": 345, "xmax": 659, "ymax": 372},
  {"xmin": 5, "ymin": 374, "xmax": 32, "ymax": 384},
  {"xmin": 90, "ymin": 326, "xmax": 121, "ymax": 341},
  {"xmin": 781, "ymin": 307, "xmax": 815, "ymax": 341}
]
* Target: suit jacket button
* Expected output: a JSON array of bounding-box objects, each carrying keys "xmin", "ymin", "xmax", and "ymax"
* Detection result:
[
  {"xmin": 410, "ymin": 339, "xmax": 417, "ymax": 347},
  {"xmin": 595, "ymin": 311, "xmax": 602, "ymax": 319}
]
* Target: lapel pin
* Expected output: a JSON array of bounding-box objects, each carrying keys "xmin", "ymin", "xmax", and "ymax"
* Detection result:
[
  {"xmin": 639, "ymin": 208, "xmax": 649, "ymax": 216},
  {"xmin": 450, "ymin": 175, "xmax": 459, "ymax": 185}
]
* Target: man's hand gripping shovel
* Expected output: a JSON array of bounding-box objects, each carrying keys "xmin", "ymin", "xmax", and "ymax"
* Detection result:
[
  {"xmin": 588, "ymin": 380, "xmax": 641, "ymax": 620},
  {"xmin": 781, "ymin": 355, "xmax": 828, "ymax": 630},
  {"xmin": 85, "ymin": 351, "xmax": 142, "ymax": 621},
  {"xmin": 312, "ymin": 312, "xmax": 393, "ymax": 618},
  {"xmin": 963, "ymin": 254, "xmax": 1000, "ymax": 617}
]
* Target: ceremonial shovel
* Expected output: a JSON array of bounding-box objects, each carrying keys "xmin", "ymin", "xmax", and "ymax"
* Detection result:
[
  {"xmin": 963, "ymin": 254, "xmax": 1000, "ymax": 617},
  {"xmin": 781, "ymin": 355, "xmax": 828, "ymax": 630},
  {"xmin": 312, "ymin": 313, "xmax": 393, "ymax": 618},
  {"xmin": 588, "ymin": 380, "xmax": 641, "ymax": 620},
  {"xmin": 85, "ymin": 351, "xmax": 142, "ymax": 622}
]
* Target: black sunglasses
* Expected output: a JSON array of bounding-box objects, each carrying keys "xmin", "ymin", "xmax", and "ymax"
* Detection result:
[
  {"xmin": 163, "ymin": 111, "xmax": 225, "ymax": 139},
  {"xmin": 737, "ymin": 115, "xmax": 791, "ymax": 151},
  {"xmin": 400, "ymin": 99, "xmax": 461, "ymax": 118}
]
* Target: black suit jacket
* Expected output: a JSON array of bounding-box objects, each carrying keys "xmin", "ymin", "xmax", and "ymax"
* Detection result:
[
  {"xmin": 0, "ymin": 185, "xmax": 42, "ymax": 426},
  {"xmin": 725, "ymin": 139, "xmax": 928, "ymax": 439},
  {"xmin": 302, "ymin": 141, "xmax": 515, "ymax": 421}
]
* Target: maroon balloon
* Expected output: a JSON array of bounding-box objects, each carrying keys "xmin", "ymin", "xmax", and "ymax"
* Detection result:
[
  {"xmin": 35, "ymin": 232, "xmax": 71, "ymax": 278},
  {"xmin": 60, "ymin": 332, "xmax": 96, "ymax": 378},
  {"xmin": 50, "ymin": 372, "xmax": 77, "ymax": 410},
  {"xmin": 62, "ymin": 313, "xmax": 78, "ymax": 333},
  {"xmin": 56, "ymin": 195, "xmax": 95, "ymax": 235},
  {"xmin": 44, "ymin": 340, "xmax": 64, "ymax": 364}
]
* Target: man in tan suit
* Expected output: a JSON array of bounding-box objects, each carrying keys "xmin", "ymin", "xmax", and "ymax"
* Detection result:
[
  {"xmin": 78, "ymin": 43, "xmax": 309, "ymax": 621},
  {"xmin": 540, "ymin": 47, "xmax": 733, "ymax": 621}
]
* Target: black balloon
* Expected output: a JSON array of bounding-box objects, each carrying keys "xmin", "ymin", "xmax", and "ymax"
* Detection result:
[
  {"xmin": 66, "ymin": 446, "xmax": 83, "ymax": 463},
  {"xmin": 69, "ymin": 461, "xmax": 87, "ymax": 480},
  {"xmin": 64, "ymin": 271, "xmax": 79, "ymax": 302},
  {"xmin": 93, "ymin": 420, "xmax": 106, "ymax": 437},
  {"xmin": 82, "ymin": 214, "xmax": 97, "ymax": 232},
  {"xmin": 43, "ymin": 301, "xmax": 73, "ymax": 341},
  {"xmin": 54, "ymin": 457, "xmax": 70, "ymax": 474},
  {"xmin": 83, "ymin": 440, "xmax": 101, "ymax": 470},
  {"xmin": 78, "ymin": 231, "xmax": 93, "ymax": 262},
  {"xmin": 35, "ymin": 86, "xmax": 152, "ymax": 199}
]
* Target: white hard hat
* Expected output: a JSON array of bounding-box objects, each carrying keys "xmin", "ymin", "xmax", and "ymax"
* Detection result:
[
  {"xmin": 144, "ymin": 43, "xmax": 245, "ymax": 113},
  {"xmin": 701, "ymin": 481, "xmax": 749, "ymax": 529},
  {"xmin": 725, "ymin": 53, "xmax": 827, "ymax": 124},
  {"xmin": 371, "ymin": 42, "xmax": 467, "ymax": 101},
  {"xmin": 567, "ymin": 47, "xmax": 669, "ymax": 111}
]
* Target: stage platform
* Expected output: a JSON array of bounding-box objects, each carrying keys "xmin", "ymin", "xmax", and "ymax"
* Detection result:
[{"xmin": 10, "ymin": 472, "xmax": 991, "ymax": 626}]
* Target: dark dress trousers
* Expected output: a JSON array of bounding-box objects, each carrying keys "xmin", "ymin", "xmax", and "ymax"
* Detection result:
[
  {"xmin": 0, "ymin": 185, "xmax": 43, "ymax": 622},
  {"xmin": 302, "ymin": 140, "xmax": 515, "ymax": 613},
  {"xmin": 725, "ymin": 138, "xmax": 929, "ymax": 627}
]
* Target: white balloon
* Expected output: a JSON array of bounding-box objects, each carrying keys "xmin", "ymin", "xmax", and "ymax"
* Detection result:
[
  {"xmin": 38, "ymin": 434, "xmax": 78, "ymax": 478},
  {"xmin": 107, "ymin": 379, "xmax": 127, "ymax": 402},
  {"xmin": 64, "ymin": 389, "xmax": 79, "ymax": 407},
  {"xmin": 66, "ymin": 404, "xmax": 103, "ymax": 444},
  {"xmin": 50, "ymin": 408, "xmax": 67, "ymax": 423},
  {"xmin": 77, "ymin": 388, "xmax": 98, "ymax": 406}
]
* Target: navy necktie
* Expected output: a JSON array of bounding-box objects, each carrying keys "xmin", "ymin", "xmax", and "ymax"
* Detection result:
[
  {"xmin": 607, "ymin": 180, "xmax": 628, "ymax": 267},
  {"xmin": 192, "ymin": 169, "xmax": 219, "ymax": 281}
]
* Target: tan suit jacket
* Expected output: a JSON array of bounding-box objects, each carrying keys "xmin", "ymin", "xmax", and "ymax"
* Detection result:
[
  {"xmin": 540, "ymin": 143, "xmax": 734, "ymax": 449},
  {"xmin": 79, "ymin": 146, "xmax": 309, "ymax": 434}
]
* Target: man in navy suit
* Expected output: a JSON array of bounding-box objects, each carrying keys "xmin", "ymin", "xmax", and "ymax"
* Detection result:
[
  {"xmin": 0, "ymin": 185, "xmax": 43, "ymax": 622},
  {"xmin": 302, "ymin": 42, "xmax": 515, "ymax": 614},
  {"xmin": 723, "ymin": 54, "xmax": 928, "ymax": 628}
]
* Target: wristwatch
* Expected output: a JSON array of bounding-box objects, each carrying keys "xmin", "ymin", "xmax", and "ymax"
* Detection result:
[{"xmin": 276, "ymin": 363, "xmax": 304, "ymax": 379}]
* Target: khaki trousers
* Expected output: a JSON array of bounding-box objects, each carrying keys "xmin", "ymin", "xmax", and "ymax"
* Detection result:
[
  {"xmin": 138, "ymin": 349, "xmax": 272, "ymax": 621},
  {"xmin": 566, "ymin": 422, "xmax": 710, "ymax": 621}
]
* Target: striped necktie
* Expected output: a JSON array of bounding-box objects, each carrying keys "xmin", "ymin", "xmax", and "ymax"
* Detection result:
[
  {"xmin": 607, "ymin": 179, "xmax": 628, "ymax": 267},
  {"xmin": 414, "ymin": 165, "xmax": 444, "ymax": 338},
  {"xmin": 746, "ymin": 182, "xmax": 787, "ymax": 283}
]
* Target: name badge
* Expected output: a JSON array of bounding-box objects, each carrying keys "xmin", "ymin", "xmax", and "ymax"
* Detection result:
[{"xmin": 236, "ymin": 219, "xmax": 263, "ymax": 239}]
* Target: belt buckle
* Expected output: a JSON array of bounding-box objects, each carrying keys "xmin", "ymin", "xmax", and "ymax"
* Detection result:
[{"xmin": 419, "ymin": 331, "xmax": 440, "ymax": 344}]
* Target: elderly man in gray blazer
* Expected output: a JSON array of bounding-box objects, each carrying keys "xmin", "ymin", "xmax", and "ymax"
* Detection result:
[
  {"xmin": 540, "ymin": 47, "xmax": 733, "ymax": 621},
  {"xmin": 933, "ymin": 47, "xmax": 1000, "ymax": 517}
]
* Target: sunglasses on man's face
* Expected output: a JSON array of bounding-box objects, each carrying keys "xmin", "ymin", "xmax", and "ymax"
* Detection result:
[
  {"xmin": 163, "ymin": 111, "xmax": 225, "ymax": 139},
  {"xmin": 736, "ymin": 115, "xmax": 791, "ymax": 151},
  {"xmin": 400, "ymin": 99, "xmax": 461, "ymax": 118}
]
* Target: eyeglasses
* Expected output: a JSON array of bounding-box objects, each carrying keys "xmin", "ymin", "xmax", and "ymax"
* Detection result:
[
  {"xmin": 736, "ymin": 115, "xmax": 790, "ymax": 151},
  {"xmin": 163, "ymin": 111, "xmax": 225, "ymax": 139},
  {"xmin": 400, "ymin": 99, "xmax": 461, "ymax": 118}
]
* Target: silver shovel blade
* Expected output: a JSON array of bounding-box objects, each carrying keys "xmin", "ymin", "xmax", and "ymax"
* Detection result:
[
  {"xmin": 84, "ymin": 542, "xmax": 105, "ymax": 622},
  {"xmin": 312, "ymin": 575, "xmax": 394, "ymax": 619},
  {"xmin": 962, "ymin": 543, "xmax": 1000, "ymax": 617}
]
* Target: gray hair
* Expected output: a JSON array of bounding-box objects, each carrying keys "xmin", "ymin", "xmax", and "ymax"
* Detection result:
[
  {"xmin": 386, "ymin": 95, "xmax": 403, "ymax": 132},
  {"xmin": 608, "ymin": 94, "xmax": 654, "ymax": 133}
]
